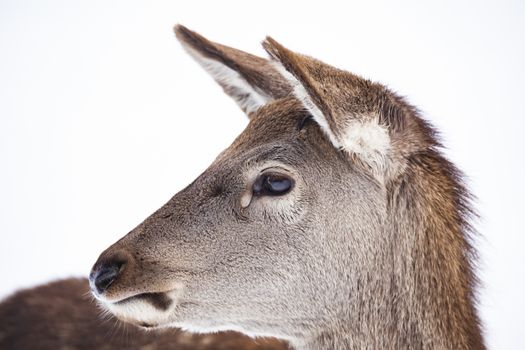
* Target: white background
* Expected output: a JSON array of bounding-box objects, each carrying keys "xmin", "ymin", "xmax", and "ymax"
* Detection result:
[{"xmin": 1, "ymin": 1, "xmax": 523, "ymax": 348}]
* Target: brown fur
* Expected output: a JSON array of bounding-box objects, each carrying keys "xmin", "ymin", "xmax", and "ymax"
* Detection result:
[
  {"xmin": 263, "ymin": 37, "xmax": 485, "ymax": 348},
  {"xmin": 0, "ymin": 278, "xmax": 288, "ymax": 349},
  {"xmin": 86, "ymin": 26, "xmax": 485, "ymax": 349}
]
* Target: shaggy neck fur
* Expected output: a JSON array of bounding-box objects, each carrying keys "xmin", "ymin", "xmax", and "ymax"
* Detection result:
[{"xmin": 290, "ymin": 125, "xmax": 484, "ymax": 350}]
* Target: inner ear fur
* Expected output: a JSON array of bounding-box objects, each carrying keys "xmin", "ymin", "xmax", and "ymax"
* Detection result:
[
  {"xmin": 174, "ymin": 25, "xmax": 292, "ymax": 116},
  {"xmin": 262, "ymin": 37, "xmax": 431, "ymax": 181}
]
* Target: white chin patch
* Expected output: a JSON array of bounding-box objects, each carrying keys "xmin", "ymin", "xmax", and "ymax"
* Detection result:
[{"xmin": 102, "ymin": 292, "xmax": 177, "ymax": 327}]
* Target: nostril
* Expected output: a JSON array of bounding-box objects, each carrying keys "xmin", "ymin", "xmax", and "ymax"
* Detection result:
[{"xmin": 90, "ymin": 261, "xmax": 124, "ymax": 296}]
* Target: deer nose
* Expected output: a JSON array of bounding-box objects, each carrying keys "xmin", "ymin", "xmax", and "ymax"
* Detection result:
[{"xmin": 89, "ymin": 255, "xmax": 127, "ymax": 296}]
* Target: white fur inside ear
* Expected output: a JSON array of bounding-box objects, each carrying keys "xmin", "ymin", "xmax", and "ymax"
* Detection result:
[
  {"xmin": 271, "ymin": 62, "xmax": 342, "ymax": 148},
  {"xmin": 342, "ymin": 120, "xmax": 390, "ymax": 173},
  {"xmin": 272, "ymin": 61, "xmax": 390, "ymax": 175},
  {"xmin": 182, "ymin": 45, "xmax": 270, "ymax": 114}
]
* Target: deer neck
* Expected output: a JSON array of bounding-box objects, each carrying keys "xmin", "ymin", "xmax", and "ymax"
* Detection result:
[
  {"xmin": 385, "ymin": 149, "xmax": 484, "ymax": 349},
  {"xmin": 293, "ymin": 150, "xmax": 485, "ymax": 350}
]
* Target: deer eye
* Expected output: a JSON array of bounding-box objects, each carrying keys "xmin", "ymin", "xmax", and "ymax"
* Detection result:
[{"xmin": 253, "ymin": 173, "xmax": 294, "ymax": 196}]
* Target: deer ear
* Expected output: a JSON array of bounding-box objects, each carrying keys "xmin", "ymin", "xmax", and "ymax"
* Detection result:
[
  {"xmin": 174, "ymin": 25, "xmax": 291, "ymax": 116},
  {"xmin": 263, "ymin": 37, "xmax": 398, "ymax": 180}
]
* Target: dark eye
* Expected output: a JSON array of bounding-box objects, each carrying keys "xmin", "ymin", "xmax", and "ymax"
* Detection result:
[{"xmin": 253, "ymin": 173, "xmax": 294, "ymax": 196}]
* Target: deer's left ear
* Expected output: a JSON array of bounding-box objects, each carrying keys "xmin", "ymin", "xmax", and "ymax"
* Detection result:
[
  {"xmin": 175, "ymin": 25, "xmax": 292, "ymax": 116},
  {"xmin": 263, "ymin": 37, "xmax": 409, "ymax": 181}
]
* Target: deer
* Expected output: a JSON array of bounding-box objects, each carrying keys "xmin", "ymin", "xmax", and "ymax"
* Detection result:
[
  {"xmin": 0, "ymin": 278, "xmax": 288, "ymax": 349},
  {"xmin": 87, "ymin": 25, "xmax": 485, "ymax": 350}
]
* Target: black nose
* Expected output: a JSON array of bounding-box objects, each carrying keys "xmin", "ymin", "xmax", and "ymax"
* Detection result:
[{"xmin": 89, "ymin": 260, "xmax": 123, "ymax": 296}]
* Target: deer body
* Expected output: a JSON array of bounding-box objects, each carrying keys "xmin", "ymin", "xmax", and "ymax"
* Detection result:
[
  {"xmin": 0, "ymin": 278, "xmax": 287, "ymax": 350},
  {"xmin": 89, "ymin": 26, "xmax": 485, "ymax": 349}
]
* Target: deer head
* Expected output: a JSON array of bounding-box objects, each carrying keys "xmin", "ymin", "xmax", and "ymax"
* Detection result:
[{"xmin": 89, "ymin": 26, "xmax": 484, "ymax": 349}]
